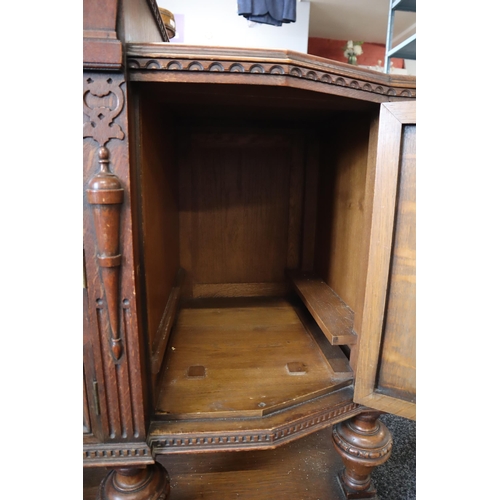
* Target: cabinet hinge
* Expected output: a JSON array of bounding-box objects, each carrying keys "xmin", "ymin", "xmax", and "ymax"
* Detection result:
[{"xmin": 92, "ymin": 380, "xmax": 101, "ymax": 416}]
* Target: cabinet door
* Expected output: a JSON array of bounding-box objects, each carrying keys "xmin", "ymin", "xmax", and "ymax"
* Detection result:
[{"xmin": 354, "ymin": 101, "xmax": 416, "ymax": 420}]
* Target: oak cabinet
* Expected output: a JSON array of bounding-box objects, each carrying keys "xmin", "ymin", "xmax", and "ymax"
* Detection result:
[{"xmin": 83, "ymin": 2, "xmax": 415, "ymax": 498}]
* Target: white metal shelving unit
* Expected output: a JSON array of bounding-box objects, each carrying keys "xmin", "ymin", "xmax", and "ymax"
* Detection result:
[{"xmin": 384, "ymin": 0, "xmax": 416, "ymax": 73}]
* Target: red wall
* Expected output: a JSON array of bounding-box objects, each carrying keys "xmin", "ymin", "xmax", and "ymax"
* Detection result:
[{"xmin": 307, "ymin": 38, "xmax": 404, "ymax": 69}]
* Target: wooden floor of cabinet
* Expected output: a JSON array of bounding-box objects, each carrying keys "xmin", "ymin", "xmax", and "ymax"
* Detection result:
[
  {"xmin": 155, "ymin": 296, "xmax": 352, "ymax": 421},
  {"xmin": 83, "ymin": 427, "xmax": 347, "ymax": 499}
]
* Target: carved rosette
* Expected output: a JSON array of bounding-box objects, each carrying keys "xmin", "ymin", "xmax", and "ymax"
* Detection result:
[
  {"xmin": 98, "ymin": 464, "xmax": 171, "ymax": 500},
  {"xmin": 332, "ymin": 411, "xmax": 392, "ymax": 498},
  {"xmin": 84, "ymin": 75, "xmax": 126, "ymax": 362}
]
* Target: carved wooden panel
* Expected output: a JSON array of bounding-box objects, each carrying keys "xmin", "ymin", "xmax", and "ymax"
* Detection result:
[{"xmin": 83, "ymin": 72, "xmax": 148, "ymax": 444}]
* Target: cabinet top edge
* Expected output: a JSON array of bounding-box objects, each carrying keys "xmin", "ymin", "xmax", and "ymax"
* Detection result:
[{"xmin": 126, "ymin": 43, "xmax": 416, "ymax": 93}]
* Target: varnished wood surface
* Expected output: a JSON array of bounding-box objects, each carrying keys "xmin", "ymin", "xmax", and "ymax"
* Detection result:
[
  {"xmin": 151, "ymin": 268, "xmax": 184, "ymax": 375},
  {"xmin": 136, "ymin": 98, "xmax": 180, "ymax": 352},
  {"xmin": 375, "ymin": 124, "xmax": 416, "ymax": 401},
  {"xmin": 84, "ymin": 427, "xmax": 348, "ymax": 500},
  {"xmin": 83, "ymin": 0, "xmax": 168, "ymax": 71},
  {"xmin": 149, "ymin": 387, "xmax": 360, "ymax": 454},
  {"xmin": 83, "ymin": 73, "xmax": 149, "ymax": 444},
  {"xmin": 84, "ymin": 0, "xmax": 417, "ymax": 492},
  {"xmin": 354, "ymin": 102, "xmax": 416, "ymax": 420},
  {"xmin": 83, "ymin": 0, "xmax": 122, "ymax": 70},
  {"xmin": 126, "ymin": 44, "xmax": 416, "ymax": 104},
  {"xmin": 348, "ymin": 115, "xmax": 380, "ymax": 372},
  {"xmin": 314, "ymin": 115, "xmax": 372, "ymax": 323},
  {"xmin": 156, "ymin": 297, "xmax": 350, "ymax": 419},
  {"xmin": 288, "ymin": 270, "xmax": 356, "ymax": 345},
  {"xmin": 178, "ymin": 128, "xmax": 304, "ymax": 296}
]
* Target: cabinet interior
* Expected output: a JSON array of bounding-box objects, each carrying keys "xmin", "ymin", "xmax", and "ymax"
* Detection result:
[{"xmin": 131, "ymin": 82, "xmax": 379, "ymax": 421}]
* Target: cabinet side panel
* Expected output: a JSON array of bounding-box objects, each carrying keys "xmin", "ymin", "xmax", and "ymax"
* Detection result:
[
  {"xmin": 315, "ymin": 115, "xmax": 371, "ymax": 316},
  {"xmin": 139, "ymin": 99, "xmax": 180, "ymax": 351},
  {"xmin": 375, "ymin": 124, "xmax": 416, "ymax": 401}
]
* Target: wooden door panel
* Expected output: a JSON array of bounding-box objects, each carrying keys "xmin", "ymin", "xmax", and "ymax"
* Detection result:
[
  {"xmin": 376, "ymin": 124, "xmax": 416, "ymax": 401},
  {"xmin": 354, "ymin": 102, "xmax": 416, "ymax": 420}
]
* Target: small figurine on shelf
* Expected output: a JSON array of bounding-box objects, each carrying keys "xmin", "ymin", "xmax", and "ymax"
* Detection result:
[{"xmin": 343, "ymin": 40, "xmax": 363, "ymax": 65}]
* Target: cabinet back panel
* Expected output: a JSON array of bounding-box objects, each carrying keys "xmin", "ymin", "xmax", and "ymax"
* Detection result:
[{"xmin": 178, "ymin": 129, "xmax": 304, "ymax": 295}]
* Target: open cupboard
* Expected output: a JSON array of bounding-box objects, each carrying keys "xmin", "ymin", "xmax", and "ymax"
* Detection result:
[{"xmin": 83, "ymin": 1, "xmax": 415, "ymax": 498}]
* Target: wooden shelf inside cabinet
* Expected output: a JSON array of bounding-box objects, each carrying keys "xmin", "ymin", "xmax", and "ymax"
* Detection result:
[{"xmin": 287, "ymin": 270, "xmax": 357, "ymax": 346}]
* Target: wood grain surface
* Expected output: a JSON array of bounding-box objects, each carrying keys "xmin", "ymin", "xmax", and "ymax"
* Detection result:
[
  {"xmin": 178, "ymin": 130, "xmax": 297, "ymax": 292},
  {"xmin": 375, "ymin": 124, "xmax": 416, "ymax": 401},
  {"xmin": 287, "ymin": 270, "xmax": 356, "ymax": 345},
  {"xmin": 314, "ymin": 115, "xmax": 372, "ymax": 320},
  {"xmin": 156, "ymin": 297, "xmax": 348, "ymax": 419},
  {"xmin": 136, "ymin": 99, "xmax": 180, "ymax": 351},
  {"xmin": 354, "ymin": 102, "xmax": 416, "ymax": 420}
]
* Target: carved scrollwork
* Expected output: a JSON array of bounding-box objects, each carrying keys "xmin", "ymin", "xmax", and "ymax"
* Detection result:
[{"xmin": 83, "ymin": 75, "xmax": 125, "ymax": 147}]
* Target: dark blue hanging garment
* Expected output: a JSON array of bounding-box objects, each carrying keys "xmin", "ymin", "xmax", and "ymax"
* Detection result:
[{"xmin": 238, "ymin": 0, "xmax": 296, "ymax": 27}]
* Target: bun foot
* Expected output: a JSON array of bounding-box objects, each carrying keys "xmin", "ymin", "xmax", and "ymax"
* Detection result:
[
  {"xmin": 332, "ymin": 411, "xmax": 392, "ymax": 499},
  {"xmin": 97, "ymin": 463, "xmax": 170, "ymax": 500}
]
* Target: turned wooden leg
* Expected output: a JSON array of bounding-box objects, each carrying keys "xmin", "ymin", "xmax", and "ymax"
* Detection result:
[
  {"xmin": 97, "ymin": 462, "xmax": 170, "ymax": 500},
  {"xmin": 332, "ymin": 411, "xmax": 392, "ymax": 499}
]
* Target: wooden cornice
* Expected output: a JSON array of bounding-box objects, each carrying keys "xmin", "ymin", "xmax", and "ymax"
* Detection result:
[{"xmin": 126, "ymin": 44, "xmax": 416, "ymax": 102}]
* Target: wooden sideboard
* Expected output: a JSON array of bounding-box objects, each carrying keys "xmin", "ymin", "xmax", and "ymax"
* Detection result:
[{"xmin": 83, "ymin": 2, "xmax": 416, "ymax": 498}]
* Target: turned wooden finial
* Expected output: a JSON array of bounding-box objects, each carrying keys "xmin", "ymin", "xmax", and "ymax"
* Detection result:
[
  {"xmin": 87, "ymin": 146, "xmax": 125, "ymax": 362},
  {"xmin": 99, "ymin": 145, "xmax": 109, "ymax": 164}
]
